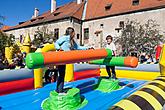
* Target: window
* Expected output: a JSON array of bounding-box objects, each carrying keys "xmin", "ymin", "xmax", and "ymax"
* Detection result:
[
  {"xmin": 38, "ymin": 17, "xmax": 44, "ymax": 20},
  {"xmin": 54, "ymin": 28, "xmax": 59, "ymax": 40},
  {"xmin": 119, "ymin": 21, "xmax": 124, "ymax": 28},
  {"xmin": 132, "ymin": 0, "xmax": 139, "ymax": 6},
  {"xmin": 53, "ymin": 12, "xmax": 61, "ymax": 16},
  {"xmin": 20, "ymin": 35, "xmax": 23, "ymax": 43},
  {"xmin": 30, "ymin": 19, "xmax": 36, "ymax": 22},
  {"xmin": 19, "ymin": 22, "xmax": 25, "ymax": 25},
  {"xmin": 84, "ymin": 28, "xmax": 89, "ymax": 40},
  {"xmin": 77, "ymin": 34, "xmax": 80, "ymax": 39},
  {"xmin": 105, "ymin": 4, "xmax": 112, "ymax": 10},
  {"xmin": 100, "ymin": 24, "xmax": 104, "ymax": 28},
  {"xmin": 115, "ymin": 28, "xmax": 122, "ymax": 33}
]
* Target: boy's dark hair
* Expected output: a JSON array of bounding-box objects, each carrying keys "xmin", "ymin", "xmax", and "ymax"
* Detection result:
[
  {"xmin": 106, "ymin": 35, "xmax": 113, "ymax": 41},
  {"xmin": 65, "ymin": 27, "xmax": 75, "ymax": 36}
]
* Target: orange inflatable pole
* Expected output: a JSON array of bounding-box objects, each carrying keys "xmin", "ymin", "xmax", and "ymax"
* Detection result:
[{"xmin": 26, "ymin": 49, "xmax": 112, "ymax": 69}]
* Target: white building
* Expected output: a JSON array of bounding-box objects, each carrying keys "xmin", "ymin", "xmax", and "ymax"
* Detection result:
[{"xmin": 3, "ymin": 0, "xmax": 165, "ymax": 49}]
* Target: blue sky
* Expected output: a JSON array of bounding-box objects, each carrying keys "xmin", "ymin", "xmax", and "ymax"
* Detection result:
[{"xmin": 0, "ymin": 0, "xmax": 74, "ymax": 26}]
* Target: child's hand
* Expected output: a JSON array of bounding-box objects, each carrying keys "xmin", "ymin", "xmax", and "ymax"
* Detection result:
[
  {"xmin": 88, "ymin": 47, "xmax": 94, "ymax": 50},
  {"xmin": 57, "ymin": 48, "xmax": 64, "ymax": 51}
]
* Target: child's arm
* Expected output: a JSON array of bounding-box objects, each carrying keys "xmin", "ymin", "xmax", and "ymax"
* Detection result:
[
  {"xmin": 54, "ymin": 36, "xmax": 67, "ymax": 50},
  {"xmin": 74, "ymin": 42, "xmax": 88, "ymax": 50}
]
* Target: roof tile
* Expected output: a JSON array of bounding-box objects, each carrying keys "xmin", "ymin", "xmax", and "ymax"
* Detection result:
[
  {"xmin": 85, "ymin": 0, "xmax": 165, "ymax": 20},
  {"xmin": 5, "ymin": 2, "xmax": 84, "ymax": 31}
]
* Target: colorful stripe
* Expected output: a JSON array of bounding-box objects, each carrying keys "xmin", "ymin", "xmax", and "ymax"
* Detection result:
[
  {"xmin": 100, "ymin": 69, "xmax": 160, "ymax": 80},
  {"xmin": 114, "ymin": 99, "xmax": 141, "ymax": 110},
  {"xmin": 110, "ymin": 77, "xmax": 165, "ymax": 110},
  {"xmin": 133, "ymin": 91, "xmax": 162, "ymax": 110},
  {"xmin": 74, "ymin": 69, "xmax": 100, "ymax": 81},
  {"xmin": 142, "ymin": 85, "xmax": 165, "ymax": 99},
  {"xmin": 0, "ymin": 78, "xmax": 34, "ymax": 96},
  {"xmin": 140, "ymin": 88, "xmax": 165, "ymax": 106},
  {"xmin": 110, "ymin": 106, "xmax": 124, "ymax": 110}
]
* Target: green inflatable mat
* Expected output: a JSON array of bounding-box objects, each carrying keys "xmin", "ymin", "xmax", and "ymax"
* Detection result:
[
  {"xmin": 41, "ymin": 88, "xmax": 88, "ymax": 110},
  {"xmin": 95, "ymin": 78, "xmax": 121, "ymax": 92}
]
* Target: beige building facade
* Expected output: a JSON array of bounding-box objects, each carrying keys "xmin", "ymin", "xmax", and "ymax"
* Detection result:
[
  {"xmin": 82, "ymin": 8, "xmax": 165, "ymax": 48},
  {"xmin": 5, "ymin": 18, "xmax": 82, "ymax": 43},
  {"xmin": 3, "ymin": 0, "xmax": 165, "ymax": 50}
]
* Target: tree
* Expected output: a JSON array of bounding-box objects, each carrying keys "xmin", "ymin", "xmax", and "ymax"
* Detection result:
[
  {"xmin": 32, "ymin": 25, "xmax": 55, "ymax": 48},
  {"xmin": 0, "ymin": 15, "xmax": 5, "ymax": 28},
  {"xmin": 115, "ymin": 19, "xmax": 164, "ymax": 56},
  {"xmin": 0, "ymin": 32, "xmax": 15, "ymax": 56}
]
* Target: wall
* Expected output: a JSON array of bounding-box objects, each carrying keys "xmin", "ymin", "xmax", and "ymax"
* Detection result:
[
  {"xmin": 82, "ymin": 8, "xmax": 165, "ymax": 49},
  {"xmin": 5, "ymin": 18, "xmax": 82, "ymax": 45}
]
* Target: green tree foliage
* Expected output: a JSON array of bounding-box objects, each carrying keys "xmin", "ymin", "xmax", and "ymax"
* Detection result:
[
  {"xmin": 116, "ymin": 19, "xmax": 164, "ymax": 56},
  {"xmin": 0, "ymin": 32, "xmax": 15, "ymax": 56},
  {"xmin": 32, "ymin": 25, "xmax": 56, "ymax": 48},
  {"xmin": 0, "ymin": 15, "xmax": 5, "ymax": 28}
]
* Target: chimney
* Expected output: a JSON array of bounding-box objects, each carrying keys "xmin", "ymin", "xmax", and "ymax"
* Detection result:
[
  {"xmin": 32, "ymin": 8, "xmax": 39, "ymax": 18},
  {"xmin": 77, "ymin": 0, "xmax": 82, "ymax": 4},
  {"xmin": 33, "ymin": 8, "xmax": 39, "ymax": 18},
  {"xmin": 34, "ymin": 8, "xmax": 39, "ymax": 18},
  {"xmin": 51, "ymin": 0, "xmax": 56, "ymax": 13}
]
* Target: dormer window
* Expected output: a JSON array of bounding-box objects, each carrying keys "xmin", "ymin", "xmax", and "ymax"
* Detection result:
[
  {"xmin": 53, "ymin": 12, "xmax": 61, "ymax": 16},
  {"xmin": 105, "ymin": 3, "xmax": 112, "ymax": 11},
  {"xmin": 132, "ymin": 0, "xmax": 139, "ymax": 6},
  {"xmin": 19, "ymin": 22, "xmax": 25, "ymax": 24},
  {"xmin": 38, "ymin": 17, "xmax": 44, "ymax": 20},
  {"xmin": 30, "ymin": 19, "xmax": 36, "ymax": 22}
]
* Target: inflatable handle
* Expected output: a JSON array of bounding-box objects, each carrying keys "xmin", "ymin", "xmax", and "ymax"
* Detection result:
[
  {"xmin": 89, "ymin": 56, "xmax": 138, "ymax": 68},
  {"xmin": 26, "ymin": 49, "xmax": 112, "ymax": 69}
]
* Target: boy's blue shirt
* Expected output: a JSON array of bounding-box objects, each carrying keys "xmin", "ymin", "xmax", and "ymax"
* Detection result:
[{"xmin": 54, "ymin": 35, "xmax": 87, "ymax": 51}]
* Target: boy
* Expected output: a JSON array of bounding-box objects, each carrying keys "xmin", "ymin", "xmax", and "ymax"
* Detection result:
[{"xmin": 105, "ymin": 35, "xmax": 117, "ymax": 79}]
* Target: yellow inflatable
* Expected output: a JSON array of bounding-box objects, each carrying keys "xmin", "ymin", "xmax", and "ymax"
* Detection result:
[
  {"xmin": 159, "ymin": 44, "xmax": 165, "ymax": 76},
  {"xmin": 22, "ymin": 33, "xmax": 31, "ymax": 54},
  {"xmin": 34, "ymin": 43, "xmax": 56, "ymax": 89},
  {"xmin": 65, "ymin": 64, "xmax": 74, "ymax": 82},
  {"xmin": 5, "ymin": 46, "xmax": 14, "ymax": 64}
]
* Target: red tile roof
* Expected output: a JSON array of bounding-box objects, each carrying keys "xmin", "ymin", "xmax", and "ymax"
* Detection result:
[
  {"xmin": 85, "ymin": 0, "xmax": 165, "ymax": 20},
  {"xmin": 0, "ymin": 25, "xmax": 11, "ymax": 31},
  {"xmin": 4, "ymin": 2, "xmax": 84, "ymax": 31},
  {"xmin": 4, "ymin": 0, "xmax": 165, "ymax": 31}
]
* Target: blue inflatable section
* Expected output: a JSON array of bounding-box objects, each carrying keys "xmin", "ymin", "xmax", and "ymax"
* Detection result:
[
  {"xmin": 0, "ymin": 68, "xmax": 34, "ymax": 83},
  {"xmin": 74, "ymin": 64, "xmax": 100, "ymax": 72},
  {"xmin": 0, "ymin": 78, "xmax": 146, "ymax": 110}
]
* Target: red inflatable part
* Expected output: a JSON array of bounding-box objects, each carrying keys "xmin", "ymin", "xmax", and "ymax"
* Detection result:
[
  {"xmin": 0, "ymin": 78, "xmax": 34, "ymax": 96},
  {"xmin": 74, "ymin": 69, "xmax": 100, "ymax": 81},
  {"xmin": 155, "ymin": 45, "xmax": 162, "ymax": 60}
]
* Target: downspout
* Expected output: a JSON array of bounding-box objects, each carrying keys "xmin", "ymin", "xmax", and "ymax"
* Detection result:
[
  {"xmin": 82, "ymin": 0, "xmax": 88, "ymax": 21},
  {"xmin": 81, "ymin": 0, "xmax": 88, "ymax": 45}
]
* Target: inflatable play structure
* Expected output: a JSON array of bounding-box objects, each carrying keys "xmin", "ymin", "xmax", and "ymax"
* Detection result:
[
  {"xmin": 25, "ymin": 48, "xmax": 139, "ymax": 110},
  {"xmin": 0, "ymin": 44, "xmax": 165, "ymax": 110},
  {"xmin": 26, "ymin": 48, "xmax": 138, "ymax": 88},
  {"xmin": 5, "ymin": 33, "xmax": 31, "ymax": 63}
]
